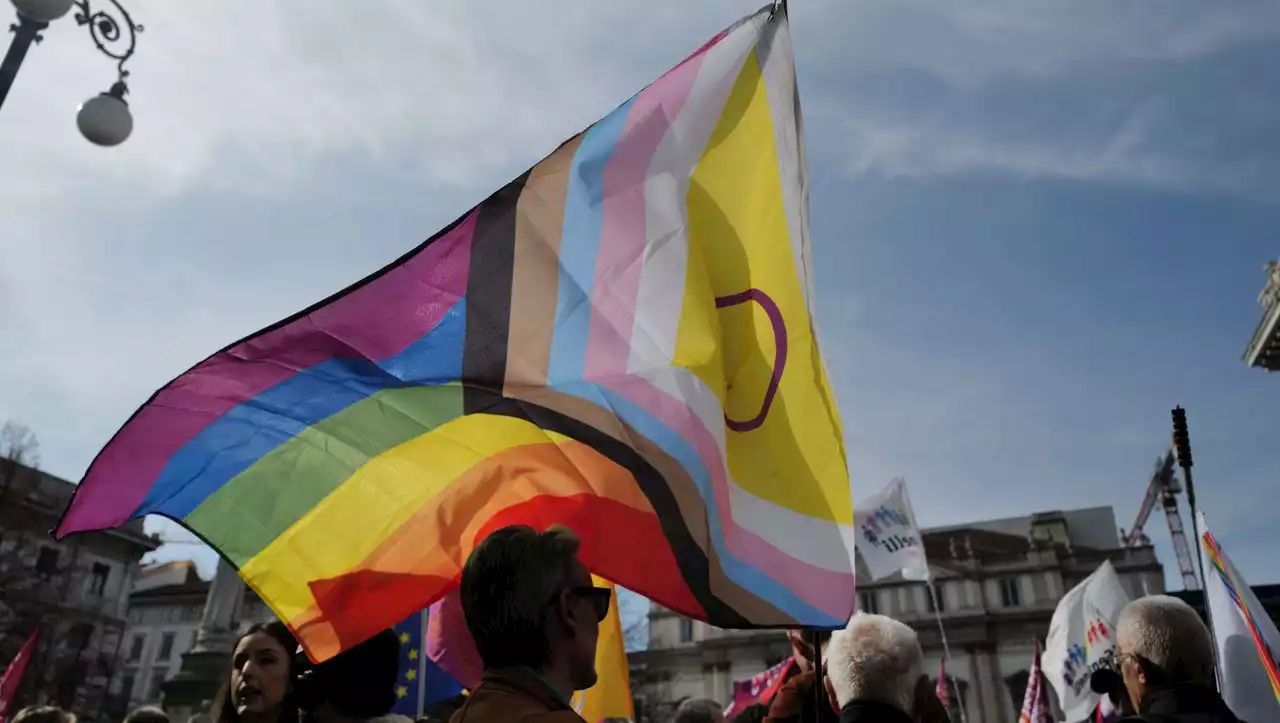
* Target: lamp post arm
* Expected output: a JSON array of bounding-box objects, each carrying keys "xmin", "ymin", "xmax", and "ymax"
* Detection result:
[{"xmin": 0, "ymin": 14, "xmax": 46, "ymax": 111}]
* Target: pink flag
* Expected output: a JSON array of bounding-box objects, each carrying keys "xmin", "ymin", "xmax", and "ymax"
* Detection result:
[
  {"xmin": 723, "ymin": 657, "xmax": 797, "ymax": 720},
  {"xmin": 425, "ymin": 587, "xmax": 483, "ymax": 690},
  {"xmin": 0, "ymin": 630, "xmax": 38, "ymax": 723},
  {"xmin": 1018, "ymin": 640, "xmax": 1052, "ymax": 723},
  {"xmin": 936, "ymin": 659, "xmax": 951, "ymax": 711}
]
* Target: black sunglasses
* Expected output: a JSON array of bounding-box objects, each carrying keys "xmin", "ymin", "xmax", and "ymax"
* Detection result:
[{"xmin": 567, "ymin": 585, "xmax": 612, "ymax": 622}]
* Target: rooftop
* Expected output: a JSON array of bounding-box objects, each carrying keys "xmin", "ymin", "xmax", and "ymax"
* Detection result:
[{"xmin": 1243, "ymin": 260, "xmax": 1280, "ymax": 371}]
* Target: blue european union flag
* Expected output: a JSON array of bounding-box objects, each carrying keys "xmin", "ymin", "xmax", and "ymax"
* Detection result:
[{"xmin": 392, "ymin": 609, "xmax": 465, "ymax": 718}]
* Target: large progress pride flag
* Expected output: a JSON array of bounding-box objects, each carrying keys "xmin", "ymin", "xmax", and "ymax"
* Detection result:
[{"xmin": 56, "ymin": 3, "xmax": 854, "ymax": 662}]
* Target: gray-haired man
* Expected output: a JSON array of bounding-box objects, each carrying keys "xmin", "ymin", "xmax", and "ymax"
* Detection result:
[{"xmin": 1114, "ymin": 595, "xmax": 1244, "ymax": 723}]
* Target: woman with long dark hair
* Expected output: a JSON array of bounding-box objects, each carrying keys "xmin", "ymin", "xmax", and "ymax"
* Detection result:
[{"xmin": 211, "ymin": 621, "xmax": 298, "ymax": 723}]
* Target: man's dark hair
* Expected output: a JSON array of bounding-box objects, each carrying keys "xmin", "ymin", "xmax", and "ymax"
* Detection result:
[
  {"xmin": 124, "ymin": 707, "xmax": 170, "ymax": 723},
  {"xmin": 731, "ymin": 703, "xmax": 768, "ymax": 723},
  {"xmin": 12, "ymin": 707, "xmax": 74, "ymax": 723},
  {"xmin": 674, "ymin": 698, "xmax": 723, "ymax": 723},
  {"xmin": 311, "ymin": 629, "xmax": 401, "ymax": 718},
  {"xmin": 460, "ymin": 524, "xmax": 582, "ymax": 669}
]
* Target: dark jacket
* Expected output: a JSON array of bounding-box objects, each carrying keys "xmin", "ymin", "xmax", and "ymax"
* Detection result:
[
  {"xmin": 836, "ymin": 701, "xmax": 913, "ymax": 723},
  {"xmin": 1118, "ymin": 684, "xmax": 1245, "ymax": 723},
  {"xmin": 448, "ymin": 668, "xmax": 583, "ymax": 723},
  {"xmin": 764, "ymin": 670, "xmax": 838, "ymax": 723}
]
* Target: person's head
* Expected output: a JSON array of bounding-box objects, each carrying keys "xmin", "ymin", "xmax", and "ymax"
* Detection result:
[
  {"xmin": 301, "ymin": 629, "xmax": 400, "ymax": 722},
  {"xmin": 214, "ymin": 621, "xmax": 298, "ymax": 723},
  {"xmin": 673, "ymin": 698, "xmax": 724, "ymax": 723},
  {"xmin": 730, "ymin": 703, "xmax": 769, "ymax": 723},
  {"xmin": 822, "ymin": 613, "xmax": 923, "ymax": 714},
  {"xmin": 460, "ymin": 524, "xmax": 607, "ymax": 691},
  {"xmin": 911, "ymin": 674, "xmax": 950, "ymax": 723},
  {"xmin": 124, "ymin": 707, "xmax": 171, "ymax": 723},
  {"xmin": 785, "ymin": 630, "xmax": 832, "ymax": 673},
  {"xmin": 13, "ymin": 707, "xmax": 74, "ymax": 723},
  {"xmin": 1115, "ymin": 595, "xmax": 1215, "ymax": 709}
]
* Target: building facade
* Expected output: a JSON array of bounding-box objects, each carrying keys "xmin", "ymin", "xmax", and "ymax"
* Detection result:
[
  {"xmin": 1243, "ymin": 260, "xmax": 1280, "ymax": 372},
  {"xmin": 629, "ymin": 506, "xmax": 1165, "ymax": 723},
  {"xmin": 116, "ymin": 561, "xmax": 273, "ymax": 709},
  {"xmin": 0, "ymin": 461, "xmax": 157, "ymax": 723}
]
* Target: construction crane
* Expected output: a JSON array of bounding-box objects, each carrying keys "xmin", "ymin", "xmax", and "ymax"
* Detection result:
[{"xmin": 1120, "ymin": 449, "xmax": 1199, "ymax": 589}]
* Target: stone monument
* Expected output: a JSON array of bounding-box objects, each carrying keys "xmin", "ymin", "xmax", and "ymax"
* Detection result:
[{"xmin": 163, "ymin": 557, "xmax": 246, "ymax": 719}]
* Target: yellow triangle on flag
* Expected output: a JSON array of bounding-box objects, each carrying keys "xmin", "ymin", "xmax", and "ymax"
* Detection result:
[{"xmin": 571, "ymin": 575, "xmax": 634, "ymax": 723}]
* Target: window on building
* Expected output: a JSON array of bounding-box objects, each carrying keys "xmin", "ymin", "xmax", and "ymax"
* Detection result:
[
  {"xmin": 69, "ymin": 623, "xmax": 94, "ymax": 650},
  {"xmin": 679, "ymin": 618, "xmax": 694, "ymax": 643},
  {"xmin": 157, "ymin": 632, "xmax": 176, "ymax": 661},
  {"xmin": 1000, "ymin": 577, "xmax": 1022, "ymax": 607},
  {"xmin": 35, "ymin": 547, "xmax": 59, "ymax": 576},
  {"xmin": 89, "ymin": 562, "xmax": 110, "ymax": 596},
  {"xmin": 119, "ymin": 673, "xmax": 136, "ymax": 700},
  {"xmin": 128, "ymin": 634, "xmax": 146, "ymax": 662},
  {"xmin": 858, "ymin": 591, "xmax": 879, "ymax": 615},
  {"xmin": 926, "ymin": 585, "xmax": 947, "ymax": 613},
  {"xmin": 146, "ymin": 670, "xmax": 166, "ymax": 701}
]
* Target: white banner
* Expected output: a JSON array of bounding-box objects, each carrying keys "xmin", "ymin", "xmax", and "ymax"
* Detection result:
[
  {"xmin": 1041, "ymin": 560, "xmax": 1130, "ymax": 721},
  {"xmin": 1199, "ymin": 512, "xmax": 1280, "ymax": 722},
  {"xmin": 854, "ymin": 478, "xmax": 929, "ymax": 581}
]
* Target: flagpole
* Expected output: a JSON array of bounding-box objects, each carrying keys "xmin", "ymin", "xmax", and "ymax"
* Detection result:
[
  {"xmin": 416, "ymin": 609, "xmax": 429, "ymax": 718},
  {"xmin": 810, "ymin": 629, "xmax": 824, "ymax": 723},
  {"xmin": 926, "ymin": 580, "xmax": 968, "ymax": 723}
]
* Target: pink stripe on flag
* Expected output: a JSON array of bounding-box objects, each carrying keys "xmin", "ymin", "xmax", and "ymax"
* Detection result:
[
  {"xmin": 426, "ymin": 587, "xmax": 483, "ymax": 690},
  {"xmin": 57, "ymin": 212, "xmax": 478, "ymax": 537},
  {"xmin": 605, "ymin": 375, "xmax": 853, "ymax": 619},
  {"xmin": 582, "ymin": 34, "xmax": 713, "ymax": 381}
]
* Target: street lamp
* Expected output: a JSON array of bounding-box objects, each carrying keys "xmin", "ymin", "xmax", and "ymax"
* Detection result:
[{"xmin": 1, "ymin": 0, "xmax": 141, "ymax": 146}]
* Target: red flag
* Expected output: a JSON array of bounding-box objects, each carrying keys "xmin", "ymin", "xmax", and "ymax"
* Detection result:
[
  {"xmin": 936, "ymin": 659, "xmax": 951, "ymax": 711},
  {"xmin": 0, "ymin": 630, "xmax": 38, "ymax": 723}
]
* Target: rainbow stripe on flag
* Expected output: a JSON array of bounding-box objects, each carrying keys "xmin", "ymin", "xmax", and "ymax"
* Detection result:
[
  {"xmin": 1202, "ymin": 527, "xmax": 1280, "ymax": 706},
  {"xmin": 54, "ymin": 3, "xmax": 854, "ymax": 662}
]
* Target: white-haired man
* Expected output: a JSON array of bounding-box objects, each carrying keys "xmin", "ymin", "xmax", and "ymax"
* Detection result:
[
  {"xmin": 1114, "ymin": 595, "xmax": 1244, "ymax": 723},
  {"xmin": 821, "ymin": 614, "xmax": 922, "ymax": 723}
]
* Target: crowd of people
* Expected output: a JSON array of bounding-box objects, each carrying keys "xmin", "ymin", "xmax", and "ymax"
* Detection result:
[{"xmin": 10, "ymin": 524, "xmax": 1250, "ymax": 723}]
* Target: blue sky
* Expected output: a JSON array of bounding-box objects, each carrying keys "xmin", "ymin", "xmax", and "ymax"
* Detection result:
[{"xmin": 1, "ymin": 0, "xmax": 1277, "ymax": 632}]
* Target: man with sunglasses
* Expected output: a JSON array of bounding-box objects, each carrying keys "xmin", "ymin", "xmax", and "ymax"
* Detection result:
[
  {"xmin": 449, "ymin": 525, "xmax": 610, "ymax": 723},
  {"xmin": 1113, "ymin": 595, "xmax": 1244, "ymax": 723}
]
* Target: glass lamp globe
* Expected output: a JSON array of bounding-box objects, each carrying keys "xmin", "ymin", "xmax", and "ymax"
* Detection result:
[
  {"xmin": 11, "ymin": 0, "xmax": 76, "ymax": 23},
  {"xmin": 77, "ymin": 88, "xmax": 133, "ymax": 147}
]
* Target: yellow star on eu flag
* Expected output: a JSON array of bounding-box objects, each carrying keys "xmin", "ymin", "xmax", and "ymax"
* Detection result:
[
  {"xmin": 405, "ymin": 669, "xmax": 417, "ymax": 681},
  {"xmin": 395, "ymin": 686, "xmax": 409, "ymax": 699},
  {"xmin": 408, "ymin": 648, "xmax": 419, "ymax": 661},
  {"xmin": 399, "ymin": 632, "xmax": 410, "ymax": 644}
]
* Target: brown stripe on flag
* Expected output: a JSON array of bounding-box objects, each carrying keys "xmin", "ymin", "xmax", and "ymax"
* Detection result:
[
  {"xmin": 505, "ymin": 384, "xmax": 794, "ymax": 625},
  {"xmin": 505, "ymin": 134, "xmax": 584, "ymax": 391}
]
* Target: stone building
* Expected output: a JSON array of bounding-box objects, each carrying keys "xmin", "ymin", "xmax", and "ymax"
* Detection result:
[
  {"xmin": 115, "ymin": 561, "xmax": 272, "ymax": 709},
  {"xmin": 629, "ymin": 506, "xmax": 1165, "ymax": 723},
  {"xmin": 1244, "ymin": 260, "xmax": 1280, "ymax": 372},
  {"xmin": 0, "ymin": 461, "xmax": 157, "ymax": 723}
]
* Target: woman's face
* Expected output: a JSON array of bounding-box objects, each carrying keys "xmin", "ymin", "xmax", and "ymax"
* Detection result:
[{"xmin": 230, "ymin": 631, "xmax": 290, "ymax": 716}]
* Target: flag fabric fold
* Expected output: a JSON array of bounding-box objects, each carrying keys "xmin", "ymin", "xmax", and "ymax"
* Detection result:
[
  {"xmin": 391, "ymin": 610, "xmax": 463, "ymax": 718},
  {"xmin": 724, "ymin": 656, "xmax": 796, "ymax": 719},
  {"xmin": 0, "ymin": 630, "xmax": 37, "ymax": 723},
  {"xmin": 54, "ymin": 2, "xmax": 853, "ymax": 663},
  {"xmin": 853, "ymin": 478, "xmax": 928, "ymax": 581},
  {"xmin": 1017, "ymin": 639, "xmax": 1051, "ymax": 723},
  {"xmin": 936, "ymin": 659, "xmax": 950, "ymax": 713},
  {"xmin": 1199, "ymin": 513, "xmax": 1280, "ymax": 722},
  {"xmin": 1041, "ymin": 561, "xmax": 1129, "ymax": 722}
]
